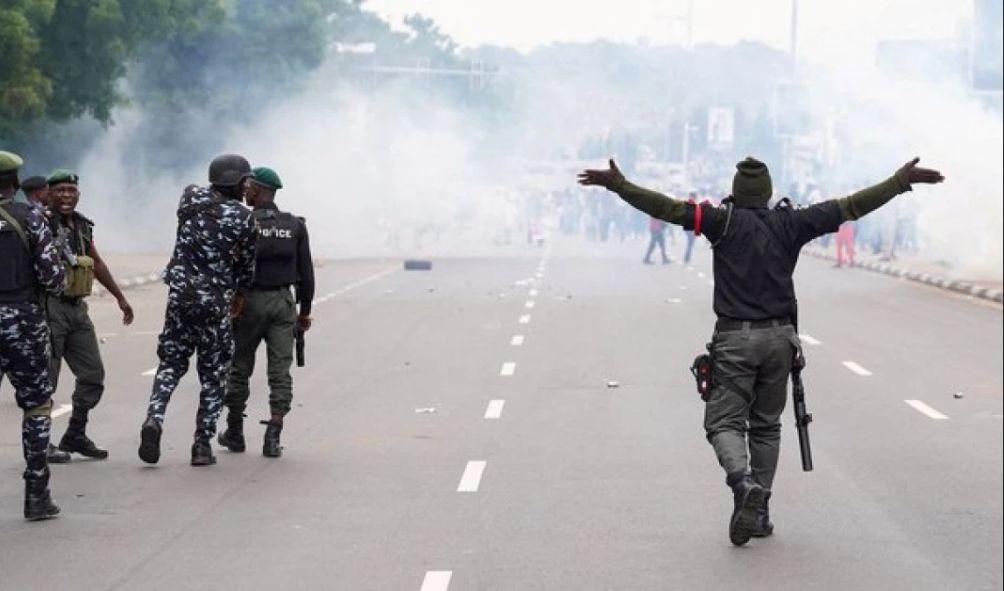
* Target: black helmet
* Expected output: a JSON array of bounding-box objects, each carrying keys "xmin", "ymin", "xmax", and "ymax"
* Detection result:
[{"xmin": 208, "ymin": 154, "xmax": 251, "ymax": 187}]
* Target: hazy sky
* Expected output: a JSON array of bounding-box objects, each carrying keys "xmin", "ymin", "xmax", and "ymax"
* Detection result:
[{"xmin": 367, "ymin": 0, "xmax": 973, "ymax": 67}]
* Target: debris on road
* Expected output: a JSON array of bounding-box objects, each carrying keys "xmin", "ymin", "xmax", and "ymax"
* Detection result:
[
  {"xmin": 606, "ymin": 381, "xmax": 620, "ymax": 388},
  {"xmin": 404, "ymin": 260, "xmax": 433, "ymax": 270},
  {"xmin": 414, "ymin": 407, "xmax": 437, "ymax": 414},
  {"xmin": 953, "ymin": 392, "xmax": 965, "ymax": 399}
]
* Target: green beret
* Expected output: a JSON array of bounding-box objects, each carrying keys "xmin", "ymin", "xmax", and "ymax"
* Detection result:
[
  {"xmin": 0, "ymin": 151, "xmax": 24, "ymax": 174},
  {"xmin": 250, "ymin": 166, "xmax": 282, "ymax": 190},
  {"xmin": 47, "ymin": 169, "xmax": 79, "ymax": 185}
]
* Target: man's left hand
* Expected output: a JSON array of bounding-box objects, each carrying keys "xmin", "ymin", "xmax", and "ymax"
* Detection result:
[{"xmin": 298, "ymin": 314, "xmax": 312, "ymax": 332}]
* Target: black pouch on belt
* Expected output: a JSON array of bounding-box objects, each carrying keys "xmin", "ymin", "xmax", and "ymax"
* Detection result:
[{"xmin": 690, "ymin": 344, "xmax": 714, "ymax": 401}]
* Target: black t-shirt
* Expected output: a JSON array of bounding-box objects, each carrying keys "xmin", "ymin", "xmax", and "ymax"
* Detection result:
[{"xmin": 684, "ymin": 200, "xmax": 843, "ymax": 320}]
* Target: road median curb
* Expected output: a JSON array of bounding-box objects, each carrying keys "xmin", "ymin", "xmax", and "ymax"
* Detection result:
[{"xmin": 803, "ymin": 248, "xmax": 1003, "ymax": 304}]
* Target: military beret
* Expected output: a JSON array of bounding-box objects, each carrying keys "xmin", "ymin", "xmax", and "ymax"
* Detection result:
[
  {"xmin": 0, "ymin": 151, "xmax": 24, "ymax": 173},
  {"xmin": 47, "ymin": 169, "xmax": 79, "ymax": 185},
  {"xmin": 21, "ymin": 176, "xmax": 47, "ymax": 192},
  {"xmin": 250, "ymin": 166, "xmax": 283, "ymax": 190}
]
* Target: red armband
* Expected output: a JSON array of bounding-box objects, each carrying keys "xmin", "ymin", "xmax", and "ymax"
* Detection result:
[{"xmin": 693, "ymin": 202, "xmax": 703, "ymax": 237}]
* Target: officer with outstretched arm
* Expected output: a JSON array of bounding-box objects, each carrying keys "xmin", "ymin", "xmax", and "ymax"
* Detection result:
[
  {"xmin": 219, "ymin": 167, "xmax": 314, "ymax": 458},
  {"xmin": 578, "ymin": 156, "xmax": 944, "ymax": 546}
]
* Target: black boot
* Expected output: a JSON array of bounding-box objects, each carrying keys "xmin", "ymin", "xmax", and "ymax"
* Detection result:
[
  {"xmin": 261, "ymin": 420, "xmax": 283, "ymax": 458},
  {"xmin": 751, "ymin": 489, "xmax": 774, "ymax": 538},
  {"xmin": 61, "ymin": 412, "xmax": 108, "ymax": 459},
  {"xmin": 190, "ymin": 438, "xmax": 217, "ymax": 466},
  {"xmin": 24, "ymin": 474, "xmax": 60, "ymax": 521},
  {"xmin": 727, "ymin": 472, "xmax": 766, "ymax": 546},
  {"xmin": 218, "ymin": 412, "xmax": 246, "ymax": 452},
  {"xmin": 138, "ymin": 417, "xmax": 162, "ymax": 465},
  {"xmin": 47, "ymin": 443, "xmax": 71, "ymax": 464}
]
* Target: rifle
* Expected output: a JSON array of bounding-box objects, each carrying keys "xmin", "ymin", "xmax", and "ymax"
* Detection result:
[
  {"xmin": 295, "ymin": 325, "xmax": 305, "ymax": 367},
  {"xmin": 791, "ymin": 305, "xmax": 814, "ymax": 471}
]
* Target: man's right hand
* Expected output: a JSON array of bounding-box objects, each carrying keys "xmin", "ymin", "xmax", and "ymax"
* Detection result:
[
  {"xmin": 577, "ymin": 159, "xmax": 626, "ymax": 190},
  {"xmin": 897, "ymin": 157, "xmax": 945, "ymax": 186}
]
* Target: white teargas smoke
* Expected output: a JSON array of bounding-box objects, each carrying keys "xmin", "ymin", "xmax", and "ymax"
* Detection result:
[{"xmin": 76, "ymin": 44, "xmax": 1000, "ymax": 281}]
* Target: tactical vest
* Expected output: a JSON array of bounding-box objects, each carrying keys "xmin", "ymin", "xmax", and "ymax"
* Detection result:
[
  {"xmin": 252, "ymin": 207, "xmax": 301, "ymax": 288},
  {"xmin": 0, "ymin": 199, "xmax": 40, "ymax": 304}
]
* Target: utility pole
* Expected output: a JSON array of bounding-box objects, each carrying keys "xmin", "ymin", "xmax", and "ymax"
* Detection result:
[{"xmin": 789, "ymin": 0, "xmax": 799, "ymax": 76}]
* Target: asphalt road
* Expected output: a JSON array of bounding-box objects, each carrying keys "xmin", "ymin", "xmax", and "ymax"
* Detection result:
[{"xmin": 1, "ymin": 237, "xmax": 1001, "ymax": 591}]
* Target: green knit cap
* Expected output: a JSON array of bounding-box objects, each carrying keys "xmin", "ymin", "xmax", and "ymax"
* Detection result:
[
  {"xmin": 250, "ymin": 166, "xmax": 282, "ymax": 190},
  {"xmin": 731, "ymin": 157, "xmax": 772, "ymax": 208},
  {"xmin": 47, "ymin": 169, "xmax": 79, "ymax": 185}
]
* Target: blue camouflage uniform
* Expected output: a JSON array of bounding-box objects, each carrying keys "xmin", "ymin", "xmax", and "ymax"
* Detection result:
[
  {"xmin": 146, "ymin": 186, "xmax": 256, "ymax": 441},
  {"xmin": 0, "ymin": 199, "xmax": 66, "ymax": 487}
]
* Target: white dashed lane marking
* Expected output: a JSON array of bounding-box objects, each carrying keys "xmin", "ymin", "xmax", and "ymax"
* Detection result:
[
  {"xmin": 529, "ymin": 289, "xmax": 538, "ymax": 297},
  {"xmin": 457, "ymin": 461, "xmax": 487, "ymax": 492},
  {"xmin": 311, "ymin": 266, "xmax": 398, "ymax": 306},
  {"xmin": 518, "ymin": 315, "xmax": 531, "ymax": 325},
  {"xmin": 800, "ymin": 334, "xmax": 822, "ymax": 346},
  {"xmin": 420, "ymin": 571, "xmax": 453, "ymax": 591},
  {"xmin": 499, "ymin": 362, "xmax": 516, "ymax": 376},
  {"xmin": 842, "ymin": 361, "xmax": 873, "ymax": 376},
  {"xmin": 904, "ymin": 399, "xmax": 949, "ymax": 420},
  {"xmin": 484, "ymin": 399, "xmax": 505, "ymax": 419},
  {"xmin": 525, "ymin": 301, "xmax": 535, "ymax": 309},
  {"xmin": 510, "ymin": 335, "xmax": 525, "ymax": 346}
]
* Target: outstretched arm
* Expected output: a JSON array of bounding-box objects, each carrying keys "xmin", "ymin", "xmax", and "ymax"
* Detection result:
[
  {"xmin": 578, "ymin": 159, "xmax": 689, "ymax": 225},
  {"xmin": 838, "ymin": 158, "xmax": 944, "ymax": 221}
]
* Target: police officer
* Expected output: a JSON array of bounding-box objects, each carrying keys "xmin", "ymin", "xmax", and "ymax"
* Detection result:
[
  {"xmin": 139, "ymin": 154, "xmax": 257, "ymax": 467},
  {"xmin": 19, "ymin": 175, "xmax": 48, "ymax": 207},
  {"xmin": 579, "ymin": 156, "xmax": 944, "ymax": 546},
  {"xmin": 45, "ymin": 170, "xmax": 134, "ymax": 461},
  {"xmin": 219, "ymin": 167, "xmax": 314, "ymax": 458},
  {"xmin": 0, "ymin": 151, "xmax": 66, "ymax": 520}
]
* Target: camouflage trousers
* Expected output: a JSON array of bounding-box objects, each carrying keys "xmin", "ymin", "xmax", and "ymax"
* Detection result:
[
  {"xmin": 0, "ymin": 304, "xmax": 54, "ymax": 484},
  {"xmin": 147, "ymin": 297, "xmax": 234, "ymax": 441}
]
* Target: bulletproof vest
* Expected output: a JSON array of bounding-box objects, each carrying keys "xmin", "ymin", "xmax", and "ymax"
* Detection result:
[
  {"xmin": 252, "ymin": 207, "xmax": 301, "ymax": 288},
  {"xmin": 0, "ymin": 200, "xmax": 40, "ymax": 304}
]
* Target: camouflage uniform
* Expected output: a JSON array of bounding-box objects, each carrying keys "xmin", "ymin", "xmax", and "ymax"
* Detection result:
[
  {"xmin": 145, "ymin": 186, "xmax": 256, "ymax": 441},
  {"xmin": 0, "ymin": 198, "xmax": 66, "ymax": 499}
]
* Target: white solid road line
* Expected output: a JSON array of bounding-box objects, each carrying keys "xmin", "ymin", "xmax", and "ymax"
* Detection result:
[
  {"xmin": 457, "ymin": 460, "xmax": 487, "ymax": 492},
  {"xmin": 510, "ymin": 335, "xmax": 525, "ymax": 346},
  {"xmin": 904, "ymin": 399, "xmax": 950, "ymax": 420},
  {"xmin": 141, "ymin": 367, "xmax": 157, "ymax": 377},
  {"xmin": 51, "ymin": 404, "xmax": 73, "ymax": 419},
  {"xmin": 518, "ymin": 315, "xmax": 531, "ymax": 324},
  {"xmin": 312, "ymin": 266, "xmax": 398, "ymax": 306},
  {"xmin": 500, "ymin": 362, "xmax": 516, "ymax": 376},
  {"xmin": 484, "ymin": 399, "xmax": 505, "ymax": 419},
  {"xmin": 842, "ymin": 361, "xmax": 873, "ymax": 376},
  {"xmin": 800, "ymin": 334, "xmax": 822, "ymax": 346},
  {"xmin": 420, "ymin": 571, "xmax": 453, "ymax": 591},
  {"xmin": 524, "ymin": 301, "xmax": 535, "ymax": 309}
]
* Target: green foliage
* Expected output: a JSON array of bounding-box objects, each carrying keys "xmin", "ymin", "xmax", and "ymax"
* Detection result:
[{"xmin": 0, "ymin": 1, "xmax": 54, "ymax": 138}]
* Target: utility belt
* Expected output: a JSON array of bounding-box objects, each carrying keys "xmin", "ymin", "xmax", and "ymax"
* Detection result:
[
  {"xmin": 714, "ymin": 316, "xmax": 792, "ymax": 332},
  {"xmin": 251, "ymin": 284, "xmax": 291, "ymax": 292}
]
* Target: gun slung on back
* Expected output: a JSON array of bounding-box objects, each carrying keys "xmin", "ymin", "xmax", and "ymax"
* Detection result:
[{"xmin": 56, "ymin": 226, "xmax": 79, "ymax": 266}]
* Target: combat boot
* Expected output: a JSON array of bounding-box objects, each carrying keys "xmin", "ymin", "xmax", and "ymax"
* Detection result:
[
  {"xmin": 261, "ymin": 419, "xmax": 283, "ymax": 458},
  {"xmin": 59, "ymin": 431, "xmax": 109, "ymax": 460},
  {"xmin": 190, "ymin": 438, "xmax": 217, "ymax": 466},
  {"xmin": 751, "ymin": 489, "xmax": 774, "ymax": 538},
  {"xmin": 24, "ymin": 476, "xmax": 60, "ymax": 521},
  {"xmin": 138, "ymin": 417, "xmax": 162, "ymax": 464},
  {"xmin": 218, "ymin": 412, "xmax": 246, "ymax": 452},
  {"xmin": 47, "ymin": 443, "xmax": 71, "ymax": 464},
  {"xmin": 727, "ymin": 472, "xmax": 766, "ymax": 546}
]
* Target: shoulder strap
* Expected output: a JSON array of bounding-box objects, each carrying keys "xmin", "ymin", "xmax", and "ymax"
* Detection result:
[
  {"xmin": 710, "ymin": 202, "xmax": 734, "ymax": 248},
  {"xmin": 0, "ymin": 199, "xmax": 31, "ymax": 251}
]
